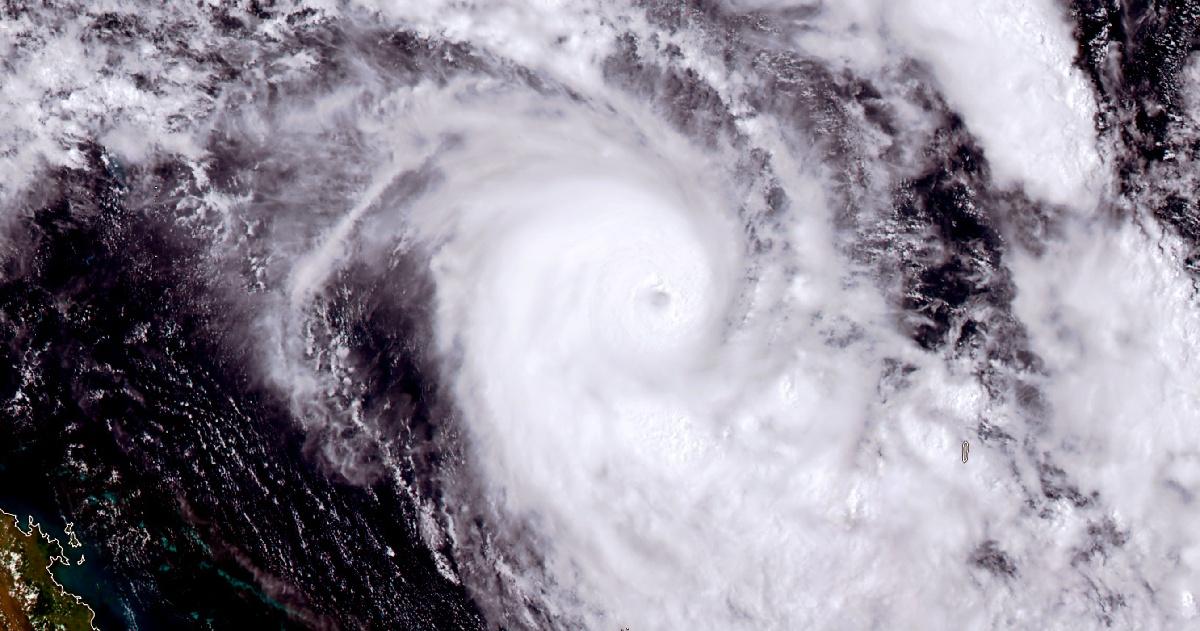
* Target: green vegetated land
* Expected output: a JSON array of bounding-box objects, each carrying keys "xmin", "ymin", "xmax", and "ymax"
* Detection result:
[{"xmin": 0, "ymin": 510, "xmax": 95, "ymax": 630}]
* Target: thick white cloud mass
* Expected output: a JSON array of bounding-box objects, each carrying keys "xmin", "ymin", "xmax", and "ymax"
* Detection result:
[
  {"xmin": 2, "ymin": 0, "xmax": 1197, "ymax": 629},
  {"xmin": 780, "ymin": 0, "xmax": 1106, "ymax": 208}
]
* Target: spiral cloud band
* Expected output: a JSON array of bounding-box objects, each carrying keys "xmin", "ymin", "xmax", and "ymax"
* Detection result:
[{"xmin": 4, "ymin": 0, "xmax": 1200, "ymax": 629}]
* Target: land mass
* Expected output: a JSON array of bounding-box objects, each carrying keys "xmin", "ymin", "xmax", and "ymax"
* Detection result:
[{"xmin": 0, "ymin": 509, "xmax": 95, "ymax": 630}]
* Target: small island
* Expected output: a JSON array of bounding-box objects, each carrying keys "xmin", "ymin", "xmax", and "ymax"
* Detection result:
[{"xmin": 0, "ymin": 509, "xmax": 96, "ymax": 630}]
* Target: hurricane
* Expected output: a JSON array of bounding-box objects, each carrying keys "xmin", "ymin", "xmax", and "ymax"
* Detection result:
[{"xmin": 2, "ymin": 1, "xmax": 1200, "ymax": 629}]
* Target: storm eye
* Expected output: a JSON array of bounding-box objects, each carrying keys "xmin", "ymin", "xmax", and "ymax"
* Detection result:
[{"xmin": 645, "ymin": 286, "xmax": 671, "ymax": 309}]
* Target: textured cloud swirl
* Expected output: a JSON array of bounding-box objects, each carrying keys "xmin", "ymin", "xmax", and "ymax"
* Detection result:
[{"xmin": 3, "ymin": 1, "xmax": 1200, "ymax": 629}]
